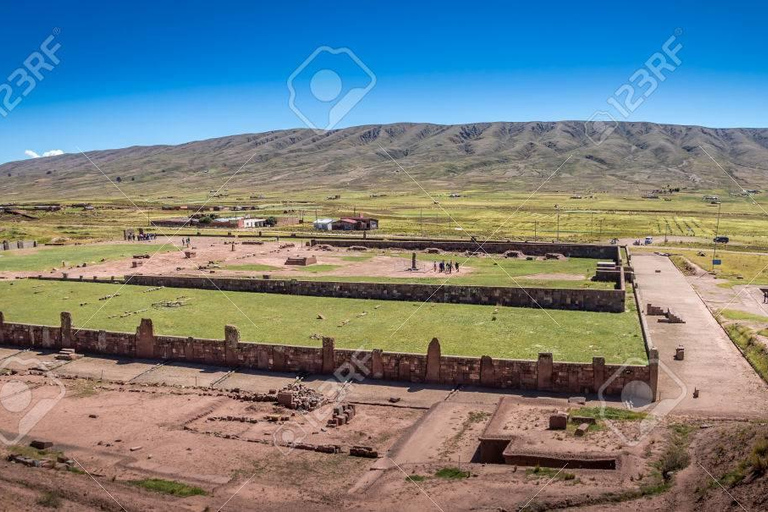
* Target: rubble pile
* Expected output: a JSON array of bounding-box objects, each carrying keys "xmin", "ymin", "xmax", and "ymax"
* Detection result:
[
  {"xmin": 276, "ymin": 381, "xmax": 327, "ymax": 411},
  {"xmin": 326, "ymin": 404, "xmax": 356, "ymax": 427}
]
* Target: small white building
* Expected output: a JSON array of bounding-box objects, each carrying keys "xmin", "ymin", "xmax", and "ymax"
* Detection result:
[
  {"xmin": 243, "ymin": 217, "xmax": 267, "ymax": 228},
  {"xmin": 313, "ymin": 218, "xmax": 334, "ymax": 231}
]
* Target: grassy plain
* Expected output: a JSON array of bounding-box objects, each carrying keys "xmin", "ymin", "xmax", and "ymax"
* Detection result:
[
  {"xmin": 659, "ymin": 247, "xmax": 768, "ymax": 285},
  {"xmin": 0, "ymin": 279, "xmax": 645, "ymax": 362},
  {"xmin": 4, "ymin": 191, "xmax": 768, "ymax": 249},
  {"xmin": 0, "ymin": 243, "xmax": 174, "ymax": 272}
]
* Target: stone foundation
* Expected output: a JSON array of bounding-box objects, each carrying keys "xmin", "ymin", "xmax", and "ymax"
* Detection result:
[
  {"xmin": 0, "ymin": 312, "xmax": 654, "ymax": 396},
  {"xmin": 311, "ymin": 239, "xmax": 621, "ymax": 261},
  {"xmin": 121, "ymin": 274, "xmax": 626, "ymax": 313}
]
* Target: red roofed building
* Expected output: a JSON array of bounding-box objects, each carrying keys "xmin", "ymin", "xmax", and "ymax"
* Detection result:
[{"xmin": 332, "ymin": 216, "xmax": 378, "ymax": 231}]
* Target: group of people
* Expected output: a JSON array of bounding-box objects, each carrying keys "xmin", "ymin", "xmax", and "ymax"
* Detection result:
[
  {"xmin": 127, "ymin": 232, "xmax": 157, "ymax": 241},
  {"xmin": 434, "ymin": 260, "xmax": 459, "ymax": 273},
  {"xmin": 181, "ymin": 237, "xmax": 192, "ymax": 247}
]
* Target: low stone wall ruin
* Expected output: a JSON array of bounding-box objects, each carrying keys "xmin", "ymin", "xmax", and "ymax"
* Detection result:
[
  {"xmin": 0, "ymin": 312, "xmax": 656, "ymax": 397},
  {"xmin": 123, "ymin": 274, "xmax": 626, "ymax": 313},
  {"xmin": 311, "ymin": 239, "xmax": 621, "ymax": 261},
  {"xmin": 1, "ymin": 240, "xmax": 37, "ymax": 250}
]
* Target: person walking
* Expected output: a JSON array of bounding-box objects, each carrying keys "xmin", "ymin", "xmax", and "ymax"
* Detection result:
[{"xmin": 455, "ymin": 261, "xmax": 460, "ymax": 272}]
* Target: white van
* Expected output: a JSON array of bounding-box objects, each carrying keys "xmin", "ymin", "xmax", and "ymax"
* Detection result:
[{"xmin": 644, "ymin": 236, "xmax": 653, "ymax": 245}]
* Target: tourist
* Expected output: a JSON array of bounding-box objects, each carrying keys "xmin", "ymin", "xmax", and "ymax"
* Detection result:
[
  {"xmin": 433, "ymin": 261, "xmax": 437, "ymax": 272},
  {"xmin": 439, "ymin": 261, "xmax": 445, "ymax": 273},
  {"xmin": 455, "ymin": 261, "xmax": 460, "ymax": 272}
]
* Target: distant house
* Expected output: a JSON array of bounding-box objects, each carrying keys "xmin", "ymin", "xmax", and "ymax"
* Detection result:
[
  {"xmin": 211, "ymin": 216, "xmax": 268, "ymax": 229},
  {"xmin": 150, "ymin": 217, "xmax": 197, "ymax": 228},
  {"xmin": 243, "ymin": 218, "xmax": 267, "ymax": 228},
  {"xmin": 332, "ymin": 216, "xmax": 378, "ymax": 231},
  {"xmin": 313, "ymin": 218, "xmax": 334, "ymax": 231},
  {"xmin": 211, "ymin": 217, "xmax": 245, "ymax": 228}
]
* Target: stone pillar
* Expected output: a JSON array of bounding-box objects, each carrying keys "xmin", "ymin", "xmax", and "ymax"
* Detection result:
[
  {"xmin": 321, "ymin": 337, "xmax": 335, "ymax": 374},
  {"xmin": 371, "ymin": 349, "xmax": 384, "ymax": 379},
  {"xmin": 398, "ymin": 358, "xmax": 411, "ymax": 381},
  {"xmin": 537, "ymin": 352, "xmax": 553, "ymax": 391},
  {"xmin": 592, "ymin": 356, "xmax": 606, "ymax": 394},
  {"xmin": 480, "ymin": 355, "xmax": 495, "ymax": 387},
  {"xmin": 135, "ymin": 318, "xmax": 155, "ymax": 359},
  {"xmin": 225, "ymin": 325, "xmax": 240, "ymax": 366},
  {"xmin": 411, "ymin": 252, "xmax": 417, "ymax": 270},
  {"xmin": 257, "ymin": 347, "xmax": 270, "ymax": 369},
  {"xmin": 60, "ymin": 312, "xmax": 73, "ymax": 349},
  {"xmin": 426, "ymin": 338, "xmax": 441, "ymax": 383},
  {"xmin": 273, "ymin": 346, "xmax": 286, "ymax": 371},
  {"xmin": 648, "ymin": 348, "xmax": 659, "ymax": 402}
]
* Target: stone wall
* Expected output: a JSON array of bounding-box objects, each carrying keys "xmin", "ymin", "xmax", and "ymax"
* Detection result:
[
  {"xmin": 311, "ymin": 239, "xmax": 621, "ymax": 261},
  {"xmin": 1, "ymin": 240, "xmax": 37, "ymax": 250},
  {"xmin": 0, "ymin": 312, "xmax": 655, "ymax": 397},
  {"xmin": 124, "ymin": 274, "xmax": 626, "ymax": 313}
]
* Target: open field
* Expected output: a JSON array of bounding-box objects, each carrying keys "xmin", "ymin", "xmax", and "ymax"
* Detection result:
[
  {"xmin": 5, "ymin": 190, "xmax": 768, "ymax": 249},
  {"xmin": 652, "ymin": 246, "xmax": 768, "ymax": 286},
  {"xmin": 0, "ymin": 279, "xmax": 645, "ymax": 362},
  {"xmin": 0, "ymin": 243, "xmax": 175, "ymax": 272}
]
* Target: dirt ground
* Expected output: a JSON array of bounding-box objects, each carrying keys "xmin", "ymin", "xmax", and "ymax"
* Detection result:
[
  {"xmin": 1, "ymin": 349, "xmax": 767, "ymax": 511},
  {"xmin": 0, "ymin": 238, "xmax": 483, "ymax": 282}
]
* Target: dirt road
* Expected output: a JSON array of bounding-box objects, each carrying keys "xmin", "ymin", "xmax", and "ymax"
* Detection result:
[{"xmin": 632, "ymin": 253, "xmax": 768, "ymax": 419}]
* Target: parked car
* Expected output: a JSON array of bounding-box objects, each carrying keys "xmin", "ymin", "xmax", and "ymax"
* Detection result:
[
  {"xmin": 713, "ymin": 236, "xmax": 730, "ymax": 244},
  {"xmin": 644, "ymin": 236, "xmax": 653, "ymax": 245}
]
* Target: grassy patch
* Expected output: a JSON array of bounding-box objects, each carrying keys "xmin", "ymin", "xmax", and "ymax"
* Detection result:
[
  {"xmin": 301, "ymin": 252, "xmax": 614, "ymax": 289},
  {"xmin": 722, "ymin": 323, "xmax": 768, "ymax": 383},
  {"xmin": 8, "ymin": 445, "xmax": 63, "ymax": 461},
  {"xmin": 718, "ymin": 436, "xmax": 768, "ymax": 487},
  {"xmin": 639, "ymin": 423, "xmax": 693, "ymax": 495},
  {"xmin": 666, "ymin": 248, "xmax": 768, "ymax": 285},
  {"xmin": 720, "ymin": 309, "xmax": 768, "ymax": 323},
  {"xmin": 36, "ymin": 491, "xmax": 62, "ymax": 508},
  {"xmin": 525, "ymin": 465, "xmax": 577, "ymax": 481},
  {"xmin": 223, "ymin": 263, "xmax": 281, "ymax": 272},
  {"xmin": 571, "ymin": 406, "xmax": 648, "ymax": 421},
  {"xmin": 340, "ymin": 255, "xmax": 374, "ymax": 262},
  {"xmin": 0, "ymin": 280, "xmax": 646, "ymax": 362},
  {"xmin": 295, "ymin": 264, "xmax": 341, "ymax": 273},
  {"xmin": 405, "ymin": 474, "xmax": 427, "ymax": 482},
  {"xmin": 669, "ymin": 255, "xmax": 698, "ymax": 276},
  {"xmin": 129, "ymin": 478, "xmax": 207, "ymax": 497},
  {"xmin": 0, "ymin": 244, "xmax": 174, "ymax": 272},
  {"xmin": 434, "ymin": 467, "xmax": 470, "ymax": 479},
  {"xmin": 440, "ymin": 411, "xmax": 491, "ymax": 458}
]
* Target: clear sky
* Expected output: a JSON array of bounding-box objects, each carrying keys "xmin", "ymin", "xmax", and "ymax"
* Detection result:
[{"xmin": 0, "ymin": 0, "xmax": 765, "ymax": 164}]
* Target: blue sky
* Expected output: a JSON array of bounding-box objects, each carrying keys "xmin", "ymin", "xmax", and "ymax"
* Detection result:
[{"xmin": 0, "ymin": 0, "xmax": 765, "ymax": 164}]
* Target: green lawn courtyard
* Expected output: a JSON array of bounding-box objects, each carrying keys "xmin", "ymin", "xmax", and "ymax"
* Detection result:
[
  {"xmin": 0, "ymin": 244, "xmax": 175, "ymax": 272},
  {"xmin": 0, "ymin": 279, "xmax": 646, "ymax": 363}
]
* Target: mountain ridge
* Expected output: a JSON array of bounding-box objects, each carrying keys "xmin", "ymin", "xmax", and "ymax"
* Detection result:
[{"xmin": 2, "ymin": 121, "xmax": 768, "ymax": 200}]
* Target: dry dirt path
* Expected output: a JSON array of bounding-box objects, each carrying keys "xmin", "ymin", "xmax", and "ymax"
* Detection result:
[{"xmin": 632, "ymin": 253, "xmax": 768, "ymax": 419}]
